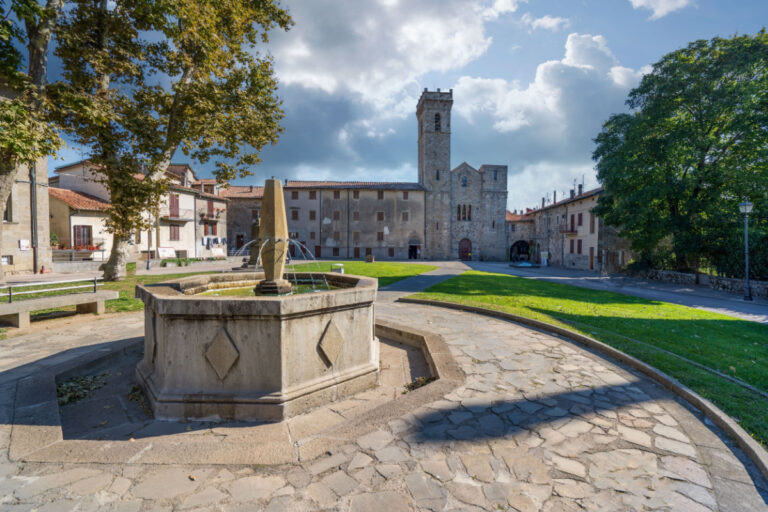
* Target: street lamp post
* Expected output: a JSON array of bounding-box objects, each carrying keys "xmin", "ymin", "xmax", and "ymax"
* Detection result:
[
  {"xmin": 146, "ymin": 224, "xmax": 152, "ymax": 271},
  {"xmin": 739, "ymin": 199, "xmax": 753, "ymax": 301}
]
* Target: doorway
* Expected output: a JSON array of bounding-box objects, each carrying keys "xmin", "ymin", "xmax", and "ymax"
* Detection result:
[
  {"xmin": 314, "ymin": 245, "xmax": 321, "ymax": 258},
  {"xmin": 408, "ymin": 245, "xmax": 420, "ymax": 259},
  {"xmin": 354, "ymin": 247, "xmax": 360, "ymax": 259},
  {"xmin": 458, "ymin": 238, "xmax": 472, "ymax": 261},
  {"xmin": 589, "ymin": 247, "xmax": 594, "ymax": 270}
]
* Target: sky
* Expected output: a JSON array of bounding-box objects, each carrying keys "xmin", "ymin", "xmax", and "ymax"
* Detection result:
[{"xmin": 50, "ymin": 0, "xmax": 767, "ymax": 212}]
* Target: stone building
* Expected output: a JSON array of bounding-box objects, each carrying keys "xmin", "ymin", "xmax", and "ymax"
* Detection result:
[
  {"xmin": 506, "ymin": 210, "xmax": 535, "ymax": 261},
  {"xmin": 225, "ymin": 89, "xmax": 510, "ymax": 261},
  {"xmin": 220, "ymin": 185, "xmax": 264, "ymax": 252},
  {"xmin": 511, "ymin": 185, "xmax": 634, "ymax": 272},
  {"xmin": 49, "ymin": 188, "xmax": 112, "ymax": 261},
  {"xmin": 1, "ymin": 158, "xmax": 52, "ymax": 275}
]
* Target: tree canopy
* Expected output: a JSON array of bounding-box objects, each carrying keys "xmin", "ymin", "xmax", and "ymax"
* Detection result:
[{"xmin": 593, "ymin": 31, "xmax": 768, "ymax": 277}]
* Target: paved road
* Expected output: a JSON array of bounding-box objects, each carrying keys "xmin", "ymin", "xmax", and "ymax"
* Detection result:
[
  {"xmin": 0, "ymin": 266, "xmax": 766, "ymax": 510},
  {"xmin": 468, "ymin": 262, "xmax": 768, "ymax": 324}
]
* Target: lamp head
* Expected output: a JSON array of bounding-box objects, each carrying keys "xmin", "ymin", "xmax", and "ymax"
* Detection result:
[{"xmin": 739, "ymin": 200, "xmax": 753, "ymax": 214}]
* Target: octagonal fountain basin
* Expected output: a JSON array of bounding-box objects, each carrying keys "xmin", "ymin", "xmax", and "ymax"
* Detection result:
[{"xmin": 135, "ymin": 272, "xmax": 378, "ymax": 422}]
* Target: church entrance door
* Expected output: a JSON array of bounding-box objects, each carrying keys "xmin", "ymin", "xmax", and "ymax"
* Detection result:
[{"xmin": 459, "ymin": 238, "xmax": 472, "ymax": 261}]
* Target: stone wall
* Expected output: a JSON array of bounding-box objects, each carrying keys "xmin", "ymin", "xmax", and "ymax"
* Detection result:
[
  {"xmin": 1, "ymin": 158, "xmax": 52, "ymax": 274},
  {"xmin": 647, "ymin": 269, "xmax": 768, "ymax": 297},
  {"xmin": 226, "ymin": 197, "xmax": 262, "ymax": 253}
]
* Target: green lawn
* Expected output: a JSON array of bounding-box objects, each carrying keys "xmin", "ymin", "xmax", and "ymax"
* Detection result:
[
  {"xmin": 410, "ymin": 270, "xmax": 768, "ymax": 445},
  {"xmin": 288, "ymin": 261, "xmax": 438, "ymax": 287}
]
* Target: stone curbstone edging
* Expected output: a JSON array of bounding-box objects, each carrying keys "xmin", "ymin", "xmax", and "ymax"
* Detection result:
[{"xmin": 398, "ymin": 297, "xmax": 768, "ymax": 483}]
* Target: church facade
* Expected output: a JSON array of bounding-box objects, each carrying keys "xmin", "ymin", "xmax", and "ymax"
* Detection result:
[{"xmin": 226, "ymin": 89, "xmax": 510, "ymax": 261}]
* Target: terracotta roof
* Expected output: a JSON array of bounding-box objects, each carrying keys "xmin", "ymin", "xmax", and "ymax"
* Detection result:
[
  {"xmin": 193, "ymin": 179, "xmax": 218, "ymax": 185},
  {"xmin": 49, "ymin": 188, "xmax": 110, "ymax": 211},
  {"xmin": 220, "ymin": 185, "xmax": 264, "ymax": 199},
  {"xmin": 285, "ymin": 180, "xmax": 424, "ymax": 191},
  {"xmin": 530, "ymin": 186, "xmax": 604, "ymax": 214},
  {"xmin": 506, "ymin": 210, "xmax": 533, "ymax": 222}
]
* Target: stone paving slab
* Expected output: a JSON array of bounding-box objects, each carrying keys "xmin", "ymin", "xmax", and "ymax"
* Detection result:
[{"xmin": 0, "ymin": 280, "xmax": 767, "ymax": 510}]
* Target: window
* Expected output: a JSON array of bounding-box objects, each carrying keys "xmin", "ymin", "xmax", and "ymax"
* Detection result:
[
  {"xmin": 436, "ymin": 170, "xmax": 440, "ymax": 181},
  {"xmin": 333, "ymin": 210, "xmax": 340, "ymax": 221},
  {"xmin": 251, "ymin": 209, "xmax": 260, "ymax": 220},
  {"xmin": 462, "ymin": 205, "xmax": 466, "ymax": 221},
  {"xmin": 577, "ymin": 213, "xmax": 583, "ymax": 226},
  {"xmin": 366, "ymin": 247, "xmax": 372, "ymax": 256},
  {"xmin": 3, "ymin": 195, "xmax": 11, "ymax": 222},
  {"xmin": 291, "ymin": 209, "xmax": 299, "ymax": 221},
  {"xmin": 570, "ymin": 214, "xmax": 575, "ymax": 231},
  {"xmin": 388, "ymin": 247, "xmax": 395, "ymax": 257},
  {"xmin": 170, "ymin": 225, "xmax": 180, "ymax": 241},
  {"xmin": 590, "ymin": 213, "xmax": 595, "ymax": 234},
  {"xmin": 577, "ymin": 239, "xmax": 583, "ymax": 254},
  {"xmin": 457, "ymin": 205, "xmax": 461, "ymax": 221},
  {"xmin": 434, "ymin": 113, "xmax": 441, "ymax": 131},
  {"xmin": 73, "ymin": 225, "xmax": 92, "ymax": 247},
  {"xmin": 377, "ymin": 190, "xmax": 384, "ymax": 200},
  {"xmin": 205, "ymin": 222, "xmax": 218, "ymax": 236},
  {"xmin": 493, "ymin": 170, "xmax": 498, "ymax": 181},
  {"xmin": 309, "ymin": 210, "xmax": 316, "ymax": 220},
  {"xmin": 353, "ymin": 211, "xmax": 359, "ymax": 221},
  {"xmin": 468, "ymin": 205, "xmax": 472, "ymax": 221},
  {"xmin": 403, "ymin": 191, "xmax": 409, "ymax": 200},
  {"xmin": 333, "ymin": 190, "xmax": 340, "ymax": 199},
  {"xmin": 353, "ymin": 232, "xmax": 360, "ymax": 243},
  {"xmin": 377, "ymin": 212, "xmax": 384, "ymax": 221},
  {"xmin": 377, "ymin": 232, "xmax": 384, "ymax": 241},
  {"xmin": 461, "ymin": 176, "xmax": 467, "ymax": 187},
  {"xmin": 310, "ymin": 231, "xmax": 316, "ymax": 240},
  {"xmin": 291, "ymin": 190, "xmax": 299, "ymax": 200},
  {"xmin": 492, "ymin": 220, "xmax": 495, "ymax": 230},
  {"xmin": 169, "ymin": 194, "xmax": 179, "ymax": 218},
  {"xmin": 510, "ymin": 224, "xmax": 516, "ymax": 233},
  {"xmin": 402, "ymin": 211, "xmax": 409, "ymax": 222},
  {"xmin": 309, "ymin": 190, "xmax": 317, "ymax": 200},
  {"xmin": 570, "ymin": 239, "xmax": 574, "ymax": 254},
  {"xmin": 333, "ymin": 247, "xmax": 339, "ymax": 256},
  {"xmin": 207, "ymin": 201, "xmax": 214, "ymax": 217},
  {"xmin": 436, "ymin": 222, "xmax": 439, "ymax": 230},
  {"xmin": 333, "ymin": 231, "xmax": 340, "ymax": 241},
  {"xmin": 353, "ymin": 190, "xmax": 359, "ymax": 199}
]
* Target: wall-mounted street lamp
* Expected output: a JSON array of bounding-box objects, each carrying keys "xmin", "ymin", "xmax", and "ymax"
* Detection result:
[{"xmin": 739, "ymin": 199, "xmax": 753, "ymax": 301}]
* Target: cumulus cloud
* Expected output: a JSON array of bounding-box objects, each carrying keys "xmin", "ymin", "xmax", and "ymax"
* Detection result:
[
  {"xmin": 628, "ymin": 0, "xmax": 693, "ymax": 19},
  {"xmin": 269, "ymin": 0, "xmax": 520, "ymax": 117},
  {"xmin": 452, "ymin": 33, "xmax": 650, "ymax": 207},
  {"xmin": 521, "ymin": 13, "xmax": 571, "ymax": 31}
]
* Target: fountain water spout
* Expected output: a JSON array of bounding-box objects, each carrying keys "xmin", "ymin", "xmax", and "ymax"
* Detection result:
[{"xmin": 255, "ymin": 179, "xmax": 293, "ymax": 295}]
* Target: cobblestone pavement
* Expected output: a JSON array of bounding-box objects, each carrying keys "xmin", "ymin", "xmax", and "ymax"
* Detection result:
[{"xmin": 1, "ymin": 271, "xmax": 767, "ymax": 510}]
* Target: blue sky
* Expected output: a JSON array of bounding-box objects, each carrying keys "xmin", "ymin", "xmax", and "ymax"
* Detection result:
[{"xmin": 50, "ymin": 0, "xmax": 767, "ymax": 211}]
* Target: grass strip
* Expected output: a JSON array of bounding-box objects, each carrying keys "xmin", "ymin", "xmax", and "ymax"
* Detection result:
[
  {"xmin": 409, "ymin": 270, "xmax": 768, "ymax": 445},
  {"xmin": 288, "ymin": 261, "xmax": 438, "ymax": 288}
]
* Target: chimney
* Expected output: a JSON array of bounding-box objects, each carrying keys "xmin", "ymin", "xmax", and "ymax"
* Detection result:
[
  {"xmin": 578, "ymin": 184, "xmax": 583, "ymax": 196},
  {"xmin": 437, "ymin": 88, "xmax": 440, "ymax": 92},
  {"xmin": 570, "ymin": 189, "xmax": 575, "ymax": 199},
  {"xmin": 553, "ymin": 190, "xmax": 557, "ymax": 203},
  {"xmin": 541, "ymin": 197, "xmax": 545, "ymax": 208},
  {"xmin": 250, "ymin": 185, "xmax": 253, "ymax": 192}
]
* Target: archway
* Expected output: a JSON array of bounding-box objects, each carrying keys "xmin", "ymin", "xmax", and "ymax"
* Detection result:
[
  {"xmin": 510, "ymin": 240, "xmax": 529, "ymax": 261},
  {"xmin": 458, "ymin": 238, "xmax": 472, "ymax": 261}
]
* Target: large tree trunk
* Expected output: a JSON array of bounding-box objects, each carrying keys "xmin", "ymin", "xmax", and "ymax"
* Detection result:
[
  {"xmin": 0, "ymin": 160, "xmax": 18, "ymax": 282},
  {"xmin": 103, "ymin": 234, "xmax": 128, "ymax": 281}
]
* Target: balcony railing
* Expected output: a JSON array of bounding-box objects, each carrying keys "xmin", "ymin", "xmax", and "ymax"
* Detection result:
[
  {"xmin": 159, "ymin": 207, "xmax": 195, "ymax": 222},
  {"xmin": 559, "ymin": 227, "xmax": 578, "ymax": 236}
]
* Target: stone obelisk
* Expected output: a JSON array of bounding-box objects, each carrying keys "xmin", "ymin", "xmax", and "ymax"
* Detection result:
[{"xmin": 255, "ymin": 179, "xmax": 293, "ymax": 295}]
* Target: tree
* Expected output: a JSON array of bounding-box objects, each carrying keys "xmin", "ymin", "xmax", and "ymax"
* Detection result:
[
  {"xmin": 53, "ymin": 0, "xmax": 292, "ymax": 279},
  {"xmin": 0, "ymin": 0, "xmax": 64, "ymax": 279},
  {"xmin": 593, "ymin": 31, "xmax": 768, "ymax": 273}
]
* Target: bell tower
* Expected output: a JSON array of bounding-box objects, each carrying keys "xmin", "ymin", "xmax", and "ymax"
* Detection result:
[{"xmin": 417, "ymin": 88, "xmax": 453, "ymax": 259}]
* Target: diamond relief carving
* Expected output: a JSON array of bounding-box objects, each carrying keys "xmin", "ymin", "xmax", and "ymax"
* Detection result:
[
  {"xmin": 205, "ymin": 328, "xmax": 240, "ymax": 380},
  {"xmin": 318, "ymin": 320, "xmax": 345, "ymax": 367}
]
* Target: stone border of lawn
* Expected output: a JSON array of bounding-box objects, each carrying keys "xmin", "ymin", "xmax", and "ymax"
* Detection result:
[
  {"xmin": 398, "ymin": 297, "xmax": 768, "ymax": 483},
  {"xmin": 8, "ymin": 319, "xmax": 464, "ymax": 465}
]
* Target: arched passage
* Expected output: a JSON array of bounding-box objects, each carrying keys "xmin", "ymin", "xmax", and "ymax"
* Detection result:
[{"xmin": 510, "ymin": 240, "xmax": 529, "ymax": 261}]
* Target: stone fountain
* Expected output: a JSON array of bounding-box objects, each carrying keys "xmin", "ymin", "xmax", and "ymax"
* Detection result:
[{"xmin": 135, "ymin": 179, "xmax": 379, "ymax": 421}]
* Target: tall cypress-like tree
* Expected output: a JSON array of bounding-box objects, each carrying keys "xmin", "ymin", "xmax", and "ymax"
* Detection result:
[
  {"xmin": 54, "ymin": 0, "xmax": 292, "ymax": 279},
  {"xmin": 593, "ymin": 32, "xmax": 768, "ymax": 274}
]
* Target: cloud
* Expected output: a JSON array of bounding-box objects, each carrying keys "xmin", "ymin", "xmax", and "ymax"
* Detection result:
[
  {"xmin": 452, "ymin": 33, "xmax": 650, "ymax": 207},
  {"xmin": 521, "ymin": 13, "xmax": 571, "ymax": 31},
  {"xmin": 269, "ymin": 0, "xmax": 520, "ymax": 117},
  {"xmin": 628, "ymin": 0, "xmax": 693, "ymax": 19}
]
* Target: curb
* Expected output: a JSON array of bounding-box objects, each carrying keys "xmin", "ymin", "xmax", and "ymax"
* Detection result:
[{"xmin": 398, "ymin": 297, "xmax": 768, "ymax": 483}]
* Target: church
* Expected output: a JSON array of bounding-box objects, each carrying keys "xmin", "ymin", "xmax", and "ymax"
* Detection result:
[{"xmin": 225, "ymin": 89, "xmax": 509, "ymax": 261}]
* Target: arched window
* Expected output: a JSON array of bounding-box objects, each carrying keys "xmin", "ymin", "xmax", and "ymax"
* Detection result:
[
  {"xmin": 461, "ymin": 176, "xmax": 467, "ymax": 187},
  {"xmin": 457, "ymin": 205, "xmax": 461, "ymax": 221},
  {"xmin": 462, "ymin": 205, "xmax": 466, "ymax": 221},
  {"xmin": 434, "ymin": 113, "xmax": 441, "ymax": 132},
  {"xmin": 468, "ymin": 205, "xmax": 472, "ymax": 221}
]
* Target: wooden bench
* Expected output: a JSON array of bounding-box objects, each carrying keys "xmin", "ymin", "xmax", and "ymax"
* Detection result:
[{"xmin": 0, "ymin": 290, "xmax": 118, "ymax": 329}]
